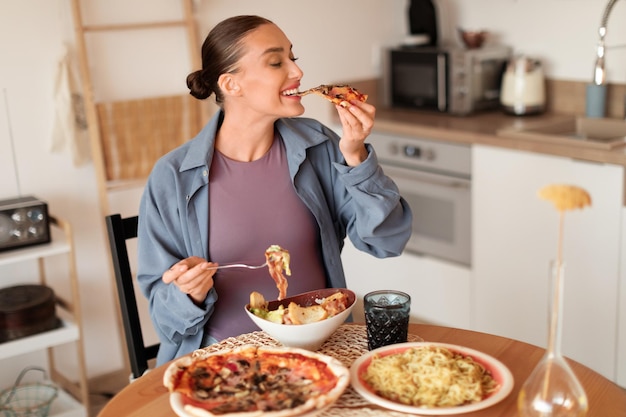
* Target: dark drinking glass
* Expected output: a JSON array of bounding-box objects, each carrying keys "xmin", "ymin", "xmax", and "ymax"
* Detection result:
[{"xmin": 364, "ymin": 290, "xmax": 411, "ymax": 350}]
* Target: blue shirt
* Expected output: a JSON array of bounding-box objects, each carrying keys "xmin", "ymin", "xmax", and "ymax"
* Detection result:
[{"xmin": 137, "ymin": 110, "xmax": 412, "ymax": 365}]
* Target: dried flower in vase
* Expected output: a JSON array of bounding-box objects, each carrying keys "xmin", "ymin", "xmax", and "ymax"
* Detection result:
[{"xmin": 518, "ymin": 184, "xmax": 591, "ymax": 417}]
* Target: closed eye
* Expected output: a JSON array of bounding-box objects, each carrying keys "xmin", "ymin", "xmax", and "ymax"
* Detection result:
[{"xmin": 270, "ymin": 57, "xmax": 298, "ymax": 68}]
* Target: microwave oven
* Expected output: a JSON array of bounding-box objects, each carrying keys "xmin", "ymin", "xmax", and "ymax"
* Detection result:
[{"xmin": 384, "ymin": 45, "xmax": 512, "ymax": 115}]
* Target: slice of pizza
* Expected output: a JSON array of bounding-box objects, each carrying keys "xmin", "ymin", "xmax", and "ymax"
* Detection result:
[
  {"xmin": 265, "ymin": 245, "xmax": 291, "ymax": 300},
  {"xmin": 164, "ymin": 345, "xmax": 350, "ymax": 417},
  {"xmin": 292, "ymin": 84, "xmax": 368, "ymax": 107}
]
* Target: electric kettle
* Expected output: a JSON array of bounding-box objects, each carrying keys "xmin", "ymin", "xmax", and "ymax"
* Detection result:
[{"xmin": 500, "ymin": 55, "xmax": 546, "ymax": 116}]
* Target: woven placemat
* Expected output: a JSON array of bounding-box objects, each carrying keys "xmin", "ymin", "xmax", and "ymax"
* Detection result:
[{"xmin": 201, "ymin": 324, "xmax": 424, "ymax": 417}]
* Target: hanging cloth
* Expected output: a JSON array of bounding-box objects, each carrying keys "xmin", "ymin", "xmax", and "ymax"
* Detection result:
[{"xmin": 49, "ymin": 42, "xmax": 90, "ymax": 166}]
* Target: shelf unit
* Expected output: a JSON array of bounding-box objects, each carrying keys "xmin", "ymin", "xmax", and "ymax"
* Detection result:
[
  {"xmin": 0, "ymin": 216, "xmax": 89, "ymax": 417},
  {"xmin": 70, "ymin": 0, "xmax": 205, "ymax": 213}
]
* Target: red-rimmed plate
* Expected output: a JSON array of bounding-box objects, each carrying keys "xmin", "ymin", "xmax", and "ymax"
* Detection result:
[{"xmin": 350, "ymin": 342, "xmax": 514, "ymax": 415}]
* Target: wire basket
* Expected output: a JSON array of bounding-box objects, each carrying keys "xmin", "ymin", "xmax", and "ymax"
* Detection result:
[{"xmin": 0, "ymin": 367, "xmax": 58, "ymax": 417}]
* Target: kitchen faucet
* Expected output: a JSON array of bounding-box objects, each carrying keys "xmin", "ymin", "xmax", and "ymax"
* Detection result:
[
  {"xmin": 587, "ymin": 0, "xmax": 621, "ymax": 117},
  {"xmin": 592, "ymin": 0, "xmax": 619, "ymax": 86}
]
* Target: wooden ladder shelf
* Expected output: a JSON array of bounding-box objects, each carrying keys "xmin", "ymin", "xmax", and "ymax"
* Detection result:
[{"xmin": 70, "ymin": 0, "xmax": 205, "ymax": 214}]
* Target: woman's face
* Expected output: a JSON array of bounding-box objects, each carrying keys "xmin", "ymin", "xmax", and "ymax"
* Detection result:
[{"xmin": 228, "ymin": 23, "xmax": 305, "ymax": 118}]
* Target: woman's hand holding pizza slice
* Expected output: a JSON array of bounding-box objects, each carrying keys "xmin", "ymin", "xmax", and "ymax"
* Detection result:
[{"xmin": 287, "ymin": 83, "xmax": 373, "ymax": 166}]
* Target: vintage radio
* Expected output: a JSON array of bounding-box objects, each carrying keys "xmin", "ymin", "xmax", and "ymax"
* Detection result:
[{"xmin": 0, "ymin": 196, "xmax": 51, "ymax": 252}]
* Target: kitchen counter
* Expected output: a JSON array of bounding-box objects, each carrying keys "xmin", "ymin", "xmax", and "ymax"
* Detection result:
[
  {"xmin": 346, "ymin": 78, "xmax": 626, "ymax": 167},
  {"xmin": 373, "ymin": 107, "xmax": 626, "ymax": 167}
]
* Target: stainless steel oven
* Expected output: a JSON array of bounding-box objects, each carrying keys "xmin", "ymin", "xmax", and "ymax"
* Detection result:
[{"xmin": 370, "ymin": 132, "xmax": 471, "ymax": 266}]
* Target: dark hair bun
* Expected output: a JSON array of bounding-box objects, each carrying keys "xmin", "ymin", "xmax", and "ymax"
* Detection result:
[{"xmin": 186, "ymin": 70, "xmax": 211, "ymax": 100}]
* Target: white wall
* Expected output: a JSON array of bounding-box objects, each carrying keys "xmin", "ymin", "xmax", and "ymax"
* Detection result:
[{"xmin": 0, "ymin": 0, "xmax": 624, "ymax": 385}]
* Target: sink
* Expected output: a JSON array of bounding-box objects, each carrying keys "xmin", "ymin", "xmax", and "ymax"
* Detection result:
[{"xmin": 497, "ymin": 117, "xmax": 626, "ymax": 150}]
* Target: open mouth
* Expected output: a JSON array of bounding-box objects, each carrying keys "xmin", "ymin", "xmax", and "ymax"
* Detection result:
[{"xmin": 281, "ymin": 88, "xmax": 301, "ymax": 97}]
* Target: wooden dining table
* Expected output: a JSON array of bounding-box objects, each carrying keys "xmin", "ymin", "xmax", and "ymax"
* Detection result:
[{"xmin": 97, "ymin": 323, "xmax": 626, "ymax": 417}]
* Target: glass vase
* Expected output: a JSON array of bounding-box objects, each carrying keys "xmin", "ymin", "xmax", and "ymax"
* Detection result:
[{"xmin": 517, "ymin": 261, "xmax": 588, "ymax": 417}]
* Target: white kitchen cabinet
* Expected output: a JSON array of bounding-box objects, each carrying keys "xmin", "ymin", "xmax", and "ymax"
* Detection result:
[
  {"xmin": 472, "ymin": 145, "xmax": 623, "ymax": 382},
  {"xmin": 341, "ymin": 240, "xmax": 471, "ymax": 329},
  {"xmin": 0, "ymin": 217, "xmax": 89, "ymax": 417}
]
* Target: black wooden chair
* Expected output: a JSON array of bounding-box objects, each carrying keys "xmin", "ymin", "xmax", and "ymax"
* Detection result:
[{"xmin": 105, "ymin": 214, "xmax": 159, "ymax": 380}]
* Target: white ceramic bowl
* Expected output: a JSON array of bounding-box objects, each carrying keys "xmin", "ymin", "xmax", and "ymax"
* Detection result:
[{"xmin": 245, "ymin": 288, "xmax": 356, "ymax": 351}]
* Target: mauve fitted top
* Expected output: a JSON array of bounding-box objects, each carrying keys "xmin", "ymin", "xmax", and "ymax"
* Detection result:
[{"xmin": 206, "ymin": 134, "xmax": 326, "ymax": 341}]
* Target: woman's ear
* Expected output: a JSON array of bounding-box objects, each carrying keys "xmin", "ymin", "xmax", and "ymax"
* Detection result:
[{"xmin": 218, "ymin": 74, "xmax": 241, "ymax": 97}]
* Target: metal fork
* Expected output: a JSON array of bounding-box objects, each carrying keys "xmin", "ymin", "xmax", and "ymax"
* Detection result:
[{"xmin": 206, "ymin": 262, "xmax": 268, "ymax": 270}]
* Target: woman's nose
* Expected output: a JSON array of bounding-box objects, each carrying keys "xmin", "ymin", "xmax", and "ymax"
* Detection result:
[{"xmin": 290, "ymin": 61, "xmax": 303, "ymax": 79}]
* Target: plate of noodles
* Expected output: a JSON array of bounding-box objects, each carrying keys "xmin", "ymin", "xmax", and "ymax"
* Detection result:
[{"xmin": 350, "ymin": 342, "xmax": 514, "ymax": 415}]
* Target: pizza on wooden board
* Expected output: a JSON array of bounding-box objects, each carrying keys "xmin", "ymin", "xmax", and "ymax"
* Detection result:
[{"xmin": 164, "ymin": 345, "xmax": 350, "ymax": 417}]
